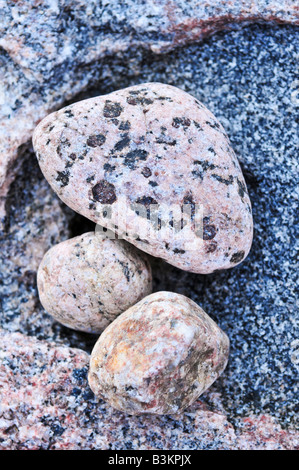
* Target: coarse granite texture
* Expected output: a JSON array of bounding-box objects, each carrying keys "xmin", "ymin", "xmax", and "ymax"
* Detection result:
[
  {"xmin": 0, "ymin": 0, "xmax": 298, "ymax": 222},
  {"xmin": 0, "ymin": 329, "xmax": 297, "ymax": 450},
  {"xmin": 0, "ymin": 22, "xmax": 298, "ymax": 448},
  {"xmin": 33, "ymin": 82, "xmax": 253, "ymax": 274}
]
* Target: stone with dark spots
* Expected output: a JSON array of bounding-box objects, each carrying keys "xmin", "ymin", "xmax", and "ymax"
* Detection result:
[
  {"xmin": 92, "ymin": 180, "xmax": 117, "ymax": 204},
  {"xmin": 33, "ymin": 83, "xmax": 253, "ymax": 274}
]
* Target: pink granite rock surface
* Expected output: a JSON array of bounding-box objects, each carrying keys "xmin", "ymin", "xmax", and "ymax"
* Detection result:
[
  {"xmin": 0, "ymin": 329, "xmax": 297, "ymax": 450},
  {"xmin": 33, "ymin": 83, "xmax": 253, "ymax": 274},
  {"xmin": 37, "ymin": 232, "xmax": 152, "ymax": 333}
]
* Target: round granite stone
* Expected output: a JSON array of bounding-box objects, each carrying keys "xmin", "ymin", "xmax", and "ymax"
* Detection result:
[
  {"xmin": 88, "ymin": 291, "xmax": 229, "ymax": 415},
  {"xmin": 37, "ymin": 232, "xmax": 152, "ymax": 333}
]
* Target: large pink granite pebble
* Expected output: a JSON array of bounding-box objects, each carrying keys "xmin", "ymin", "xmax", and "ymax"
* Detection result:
[
  {"xmin": 88, "ymin": 291, "xmax": 230, "ymax": 415},
  {"xmin": 37, "ymin": 232, "xmax": 152, "ymax": 333},
  {"xmin": 33, "ymin": 83, "xmax": 253, "ymax": 274}
]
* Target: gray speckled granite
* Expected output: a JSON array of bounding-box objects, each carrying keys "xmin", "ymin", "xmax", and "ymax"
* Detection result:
[{"xmin": 0, "ymin": 23, "xmax": 298, "ymax": 448}]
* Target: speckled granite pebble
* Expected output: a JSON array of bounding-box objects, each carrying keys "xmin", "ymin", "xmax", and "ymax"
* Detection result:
[
  {"xmin": 88, "ymin": 291, "xmax": 229, "ymax": 415},
  {"xmin": 37, "ymin": 232, "xmax": 152, "ymax": 333},
  {"xmin": 33, "ymin": 83, "xmax": 253, "ymax": 274}
]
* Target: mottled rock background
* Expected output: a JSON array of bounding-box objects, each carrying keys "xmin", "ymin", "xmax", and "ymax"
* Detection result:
[{"xmin": 0, "ymin": 20, "xmax": 298, "ymax": 449}]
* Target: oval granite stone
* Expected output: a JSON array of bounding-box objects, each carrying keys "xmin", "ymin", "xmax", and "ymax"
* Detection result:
[
  {"xmin": 33, "ymin": 83, "xmax": 253, "ymax": 274},
  {"xmin": 37, "ymin": 232, "xmax": 152, "ymax": 333},
  {"xmin": 88, "ymin": 291, "xmax": 230, "ymax": 415}
]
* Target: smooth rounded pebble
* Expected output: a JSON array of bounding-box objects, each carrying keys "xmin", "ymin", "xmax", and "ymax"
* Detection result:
[
  {"xmin": 88, "ymin": 291, "xmax": 229, "ymax": 415},
  {"xmin": 33, "ymin": 82, "xmax": 253, "ymax": 274},
  {"xmin": 37, "ymin": 232, "xmax": 152, "ymax": 333}
]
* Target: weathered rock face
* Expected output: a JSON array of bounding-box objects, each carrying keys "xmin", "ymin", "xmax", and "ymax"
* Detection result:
[
  {"xmin": 37, "ymin": 232, "xmax": 152, "ymax": 333},
  {"xmin": 1, "ymin": 329, "xmax": 297, "ymax": 450},
  {"xmin": 88, "ymin": 291, "xmax": 229, "ymax": 415},
  {"xmin": 1, "ymin": 1, "xmax": 298, "ymax": 222},
  {"xmin": 33, "ymin": 83, "xmax": 253, "ymax": 274}
]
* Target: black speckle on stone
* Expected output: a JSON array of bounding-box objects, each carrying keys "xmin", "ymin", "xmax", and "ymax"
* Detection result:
[
  {"xmin": 192, "ymin": 160, "xmax": 218, "ymax": 180},
  {"xmin": 86, "ymin": 175, "xmax": 95, "ymax": 183},
  {"xmin": 92, "ymin": 180, "xmax": 117, "ymax": 204},
  {"xmin": 157, "ymin": 96, "xmax": 173, "ymax": 102},
  {"xmin": 56, "ymin": 145, "xmax": 62, "ymax": 157},
  {"xmin": 203, "ymin": 223, "xmax": 217, "ymax": 240},
  {"xmin": 155, "ymin": 137, "xmax": 177, "ymax": 146},
  {"xmin": 103, "ymin": 100, "xmax": 123, "ymax": 118},
  {"xmin": 135, "ymin": 196, "xmax": 157, "ymax": 207},
  {"xmin": 230, "ymin": 250, "xmax": 245, "ymax": 264},
  {"xmin": 237, "ymin": 177, "xmax": 247, "ymax": 199},
  {"xmin": 71, "ymin": 387, "xmax": 81, "ymax": 397},
  {"xmin": 206, "ymin": 120, "xmax": 221, "ymax": 130},
  {"xmin": 126, "ymin": 96, "xmax": 137, "ymax": 105},
  {"xmin": 205, "ymin": 240, "xmax": 218, "ymax": 253},
  {"xmin": 51, "ymin": 424, "xmax": 65, "ymax": 437},
  {"xmin": 193, "ymin": 120, "xmax": 203, "ymax": 131},
  {"xmin": 208, "ymin": 147, "xmax": 217, "ymax": 155},
  {"xmin": 56, "ymin": 170, "xmax": 70, "ymax": 187},
  {"xmin": 72, "ymin": 367, "xmax": 88, "ymax": 384},
  {"xmin": 119, "ymin": 120, "xmax": 131, "ymax": 131},
  {"xmin": 172, "ymin": 117, "xmax": 191, "ymax": 128},
  {"xmin": 124, "ymin": 149, "xmax": 148, "ymax": 170},
  {"xmin": 173, "ymin": 248, "xmax": 185, "ymax": 254},
  {"xmin": 46, "ymin": 139, "xmax": 51, "ymax": 145},
  {"xmin": 113, "ymin": 134, "xmax": 130, "ymax": 152},
  {"xmin": 86, "ymin": 134, "xmax": 106, "ymax": 148},
  {"xmin": 211, "ymin": 174, "xmax": 234, "ymax": 185},
  {"xmin": 129, "ymin": 90, "xmax": 141, "ymax": 95},
  {"xmin": 64, "ymin": 109, "xmax": 74, "ymax": 118},
  {"xmin": 182, "ymin": 192, "xmax": 196, "ymax": 221},
  {"xmin": 149, "ymin": 180, "xmax": 158, "ymax": 187},
  {"xmin": 127, "ymin": 95, "xmax": 153, "ymax": 106},
  {"xmin": 118, "ymin": 261, "xmax": 130, "ymax": 282},
  {"xmin": 103, "ymin": 163, "xmax": 116, "ymax": 173},
  {"xmin": 141, "ymin": 167, "xmax": 152, "ymax": 178}
]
